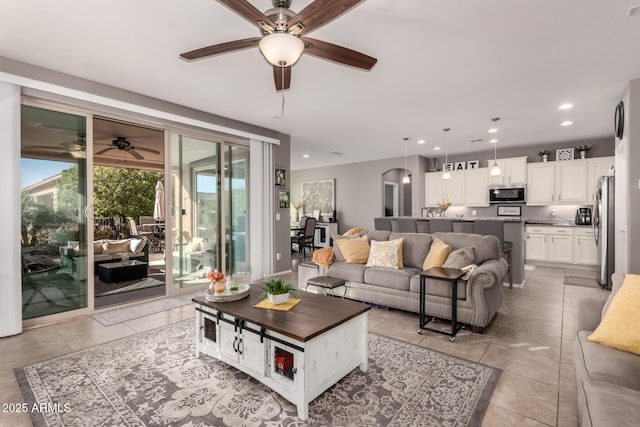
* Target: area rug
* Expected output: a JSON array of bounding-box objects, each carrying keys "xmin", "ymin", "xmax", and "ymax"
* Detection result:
[
  {"xmin": 95, "ymin": 277, "xmax": 165, "ymax": 297},
  {"xmin": 564, "ymin": 275, "xmax": 600, "ymax": 288},
  {"xmin": 91, "ymin": 290, "xmax": 202, "ymax": 326},
  {"xmin": 15, "ymin": 319, "xmax": 500, "ymax": 427}
]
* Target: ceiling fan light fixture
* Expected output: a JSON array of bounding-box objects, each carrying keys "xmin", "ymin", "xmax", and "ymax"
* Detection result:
[{"xmin": 259, "ymin": 33, "xmax": 304, "ymax": 67}]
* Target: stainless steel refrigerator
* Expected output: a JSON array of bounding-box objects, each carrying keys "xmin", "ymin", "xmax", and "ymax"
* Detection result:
[{"xmin": 593, "ymin": 175, "xmax": 615, "ymax": 290}]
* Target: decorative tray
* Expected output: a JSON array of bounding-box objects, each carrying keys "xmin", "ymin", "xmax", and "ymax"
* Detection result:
[{"xmin": 205, "ymin": 284, "xmax": 251, "ymax": 302}]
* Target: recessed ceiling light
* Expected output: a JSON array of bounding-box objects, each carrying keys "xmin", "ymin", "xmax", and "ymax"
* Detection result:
[
  {"xmin": 488, "ymin": 128, "xmax": 498, "ymax": 133},
  {"xmin": 433, "ymin": 146, "xmax": 441, "ymax": 151},
  {"xmin": 417, "ymin": 139, "xmax": 426, "ymax": 144},
  {"xmin": 490, "ymin": 138, "xmax": 498, "ymax": 144},
  {"xmin": 558, "ymin": 103, "xmax": 573, "ymax": 110},
  {"xmin": 302, "ymin": 154, "xmax": 310, "ymax": 158},
  {"xmin": 561, "ymin": 120, "xmax": 574, "ymax": 127}
]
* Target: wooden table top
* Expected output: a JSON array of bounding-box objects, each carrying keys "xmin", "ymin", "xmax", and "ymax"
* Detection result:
[
  {"xmin": 193, "ymin": 285, "xmax": 370, "ymax": 342},
  {"xmin": 420, "ymin": 267, "xmax": 465, "ymax": 281}
]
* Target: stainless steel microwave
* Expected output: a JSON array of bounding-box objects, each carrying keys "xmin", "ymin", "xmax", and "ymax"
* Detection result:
[{"xmin": 489, "ymin": 185, "xmax": 526, "ymax": 204}]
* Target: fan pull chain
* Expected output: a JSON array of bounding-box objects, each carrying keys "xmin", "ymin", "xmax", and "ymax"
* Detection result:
[{"xmin": 280, "ymin": 65, "xmax": 285, "ymax": 118}]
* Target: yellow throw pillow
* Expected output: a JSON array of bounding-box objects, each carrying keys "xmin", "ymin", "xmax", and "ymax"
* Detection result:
[
  {"xmin": 588, "ymin": 274, "xmax": 640, "ymax": 355},
  {"xmin": 423, "ymin": 238, "xmax": 451, "ymax": 270},
  {"xmin": 335, "ymin": 235, "xmax": 370, "ymax": 264},
  {"xmin": 366, "ymin": 238, "xmax": 404, "ymax": 269}
]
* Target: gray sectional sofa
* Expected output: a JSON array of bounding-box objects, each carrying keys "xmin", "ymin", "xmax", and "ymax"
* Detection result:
[
  {"xmin": 574, "ymin": 273, "xmax": 639, "ymax": 427},
  {"xmin": 298, "ymin": 231, "xmax": 508, "ymax": 333}
]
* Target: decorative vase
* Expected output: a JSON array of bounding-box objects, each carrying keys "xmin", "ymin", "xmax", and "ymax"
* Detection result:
[
  {"xmin": 542, "ymin": 154, "xmax": 549, "ymax": 162},
  {"xmin": 580, "ymin": 150, "xmax": 587, "ymax": 159},
  {"xmin": 268, "ymin": 293, "xmax": 289, "ymax": 305}
]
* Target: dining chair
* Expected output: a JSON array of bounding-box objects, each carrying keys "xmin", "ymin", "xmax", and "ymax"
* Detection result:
[
  {"xmin": 473, "ymin": 220, "xmax": 513, "ymax": 288},
  {"xmin": 291, "ymin": 217, "xmax": 317, "ymax": 256}
]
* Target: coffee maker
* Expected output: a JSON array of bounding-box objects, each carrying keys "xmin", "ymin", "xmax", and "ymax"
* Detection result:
[{"xmin": 575, "ymin": 207, "xmax": 592, "ymax": 225}]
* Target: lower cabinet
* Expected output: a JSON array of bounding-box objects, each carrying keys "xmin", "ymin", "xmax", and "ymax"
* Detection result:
[
  {"xmin": 573, "ymin": 228, "xmax": 598, "ymax": 265},
  {"xmin": 525, "ymin": 226, "xmax": 597, "ymax": 266}
]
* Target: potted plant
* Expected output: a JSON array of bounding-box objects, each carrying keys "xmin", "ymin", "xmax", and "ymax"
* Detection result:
[
  {"xmin": 575, "ymin": 144, "xmax": 592, "ymax": 159},
  {"xmin": 260, "ymin": 278, "xmax": 297, "ymax": 305},
  {"xmin": 538, "ymin": 149, "xmax": 551, "ymax": 162}
]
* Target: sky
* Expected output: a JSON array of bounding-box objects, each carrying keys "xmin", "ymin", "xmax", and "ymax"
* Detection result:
[{"xmin": 21, "ymin": 158, "xmax": 74, "ymax": 189}]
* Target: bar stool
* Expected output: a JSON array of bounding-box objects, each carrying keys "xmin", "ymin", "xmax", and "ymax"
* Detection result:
[
  {"xmin": 473, "ymin": 220, "xmax": 513, "ymax": 288},
  {"xmin": 429, "ymin": 219, "xmax": 453, "ymax": 233}
]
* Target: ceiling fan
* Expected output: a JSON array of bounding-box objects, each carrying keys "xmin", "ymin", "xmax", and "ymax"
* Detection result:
[
  {"xmin": 95, "ymin": 137, "xmax": 160, "ymax": 160},
  {"xmin": 180, "ymin": 0, "xmax": 377, "ymax": 91}
]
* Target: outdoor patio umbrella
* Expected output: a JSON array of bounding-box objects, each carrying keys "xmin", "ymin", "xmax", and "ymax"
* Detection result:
[{"xmin": 153, "ymin": 181, "xmax": 165, "ymax": 221}]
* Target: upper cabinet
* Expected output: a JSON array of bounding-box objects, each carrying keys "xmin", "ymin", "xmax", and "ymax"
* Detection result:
[
  {"xmin": 527, "ymin": 157, "xmax": 612, "ymax": 206},
  {"xmin": 487, "ymin": 156, "xmax": 528, "ymax": 185}
]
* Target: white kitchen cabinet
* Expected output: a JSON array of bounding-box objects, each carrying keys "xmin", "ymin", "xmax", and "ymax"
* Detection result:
[
  {"xmin": 487, "ymin": 156, "xmax": 527, "ymax": 185},
  {"xmin": 555, "ymin": 160, "xmax": 588, "ymax": 203},
  {"xmin": 573, "ymin": 227, "xmax": 598, "ymax": 265},
  {"xmin": 527, "ymin": 163, "xmax": 556, "ymax": 205},
  {"xmin": 525, "ymin": 226, "xmax": 574, "ymax": 263},
  {"xmin": 464, "ymin": 168, "xmax": 489, "ymax": 206},
  {"xmin": 425, "ymin": 170, "xmax": 465, "ymax": 206},
  {"xmin": 587, "ymin": 156, "xmax": 614, "ymax": 201}
]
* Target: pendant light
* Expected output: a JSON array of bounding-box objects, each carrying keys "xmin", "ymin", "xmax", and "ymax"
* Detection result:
[
  {"xmin": 489, "ymin": 117, "xmax": 502, "ymax": 176},
  {"xmin": 402, "ymin": 137, "xmax": 411, "ymax": 184},
  {"xmin": 442, "ymin": 128, "xmax": 451, "ymax": 180}
]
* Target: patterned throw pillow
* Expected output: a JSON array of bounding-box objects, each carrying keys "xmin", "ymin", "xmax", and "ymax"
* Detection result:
[{"xmin": 366, "ymin": 238, "xmax": 404, "ymax": 269}]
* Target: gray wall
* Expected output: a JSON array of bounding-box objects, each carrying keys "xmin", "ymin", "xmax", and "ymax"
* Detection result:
[{"xmin": 291, "ymin": 155, "xmax": 426, "ymax": 233}]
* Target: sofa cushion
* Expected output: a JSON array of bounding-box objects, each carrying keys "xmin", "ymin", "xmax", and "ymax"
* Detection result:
[
  {"xmin": 366, "ymin": 238, "xmax": 403, "ymax": 269},
  {"xmin": 130, "ymin": 238, "xmax": 146, "ymax": 254},
  {"xmin": 409, "ymin": 275, "xmax": 467, "ymax": 300},
  {"xmin": 102, "ymin": 240, "xmax": 131, "ymax": 254},
  {"xmin": 423, "ymin": 238, "xmax": 451, "ymax": 270},
  {"xmin": 434, "ymin": 232, "xmax": 501, "ymax": 264},
  {"xmin": 332, "ymin": 233, "xmax": 363, "ymax": 262},
  {"xmin": 365, "ymin": 230, "xmax": 392, "ymax": 243},
  {"xmin": 326, "ymin": 262, "xmax": 367, "ymax": 283},
  {"xmin": 364, "ymin": 267, "xmax": 421, "ymax": 291},
  {"xmin": 578, "ymin": 380, "xmax": 640, "ymax": 427},
  {"xmin": 389, "ymin": 233, "xmax": 432, "ymax": 269},
  {"xmin": 575, "ymin": 330, "xmax": 640, "ymax": 391},
  {"xmin": 588, "ymin": 274, "xmax": 640, "ymax": 355},
  {"xmin": 442, "ymin": 247, "xmax": 475, "ymax": 269},
  {"xmin": 335, "ymin": 235, "xmax": 370, "ymax": 264}
]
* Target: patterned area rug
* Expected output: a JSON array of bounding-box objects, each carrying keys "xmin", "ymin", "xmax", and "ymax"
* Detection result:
[{"xmin": 15, "ymin": 320, "xmax": 500, "ymax": 426}]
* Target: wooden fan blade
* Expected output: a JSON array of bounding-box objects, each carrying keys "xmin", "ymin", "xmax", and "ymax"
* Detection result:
[
  {"xmin": 216, "ymin": 0, "xmax": 275, "ymax": 29},
  {"xmin": 180, "ymin": 37, "xmax": 261, "ymax": 61},
  {"xmin": 134, "ymin": 146, "xmax": 161, "ymax": 155},
  {"xmin": 127, "ymin": 149, "xmax": 144, "ymax": 160},
  {"xmin": 301, "ymin": 37, "xmax": 377, "ymax": 69},
  {"xmin": 289, "ymin": 0, "xmax": 364, "ymax": 36},
  {"xmin": 273, "ymin": 66, "xmax": 292, "ymax": 91},
  {"xmin": 95, "ymin": 147, "xmax": 116, "ymax": 155}
]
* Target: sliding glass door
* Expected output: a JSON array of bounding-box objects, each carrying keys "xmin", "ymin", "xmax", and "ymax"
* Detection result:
[
  {"xmin": 169, "ymin": 134, "xmax": 250, "ymax": 288},
  {"xmin": 20, "ymin": 105, "xmax": 89, "ymax": 319}
]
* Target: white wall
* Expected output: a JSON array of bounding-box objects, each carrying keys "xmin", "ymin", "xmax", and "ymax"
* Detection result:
[{"xmin": 0, "ymin": 82, "xmax": 22, "ymax": 337}]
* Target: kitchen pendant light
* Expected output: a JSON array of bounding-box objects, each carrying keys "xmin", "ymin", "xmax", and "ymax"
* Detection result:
[
  {"xmin": 442, "ymin": 128, "xmax": 451, "ymax": 180},
  {"xmin": 402, "ymin": 137, "xmax": 411, "ymax": 184},
  {"xmin": 489, "ymin": 117, "xmax": 502, "ymax": 177}
]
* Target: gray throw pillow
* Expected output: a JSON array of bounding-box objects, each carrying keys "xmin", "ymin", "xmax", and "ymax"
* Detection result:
[{"xmin": 442, "ymin": 247, "xmax": 475, "ymax": 269}]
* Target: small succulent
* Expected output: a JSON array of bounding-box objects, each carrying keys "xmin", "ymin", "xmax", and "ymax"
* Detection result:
[{"xmin": 260, "ymin": 278, "xmax": 297, "ymax": 298}]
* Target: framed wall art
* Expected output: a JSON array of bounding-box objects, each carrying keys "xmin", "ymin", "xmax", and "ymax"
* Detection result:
[
  {"xmin": 278, "ymin": 191, "xmax": 290, "ymax": 208},
  {"xmin": 275, "ymin": 168, "xmax": 286, "ymax": 186},
  {"xmin": 301, "ymin": 179, "xmax": 335, "ymax": 216}
]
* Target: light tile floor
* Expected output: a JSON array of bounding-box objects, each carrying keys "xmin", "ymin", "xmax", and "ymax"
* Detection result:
[{"xmin": 0, "ymin": 266, "xmax": 608, "ymax": 426}]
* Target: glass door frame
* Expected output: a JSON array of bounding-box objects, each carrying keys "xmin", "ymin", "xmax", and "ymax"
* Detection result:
[{"xmin": 21, "ymin": 98, "xmax": 96, "ymax": 328}]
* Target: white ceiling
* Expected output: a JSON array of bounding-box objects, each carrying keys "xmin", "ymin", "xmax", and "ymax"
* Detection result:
[{"xmin": 2, "ymin": 1, "xmax": 640, "ymax": 170}]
